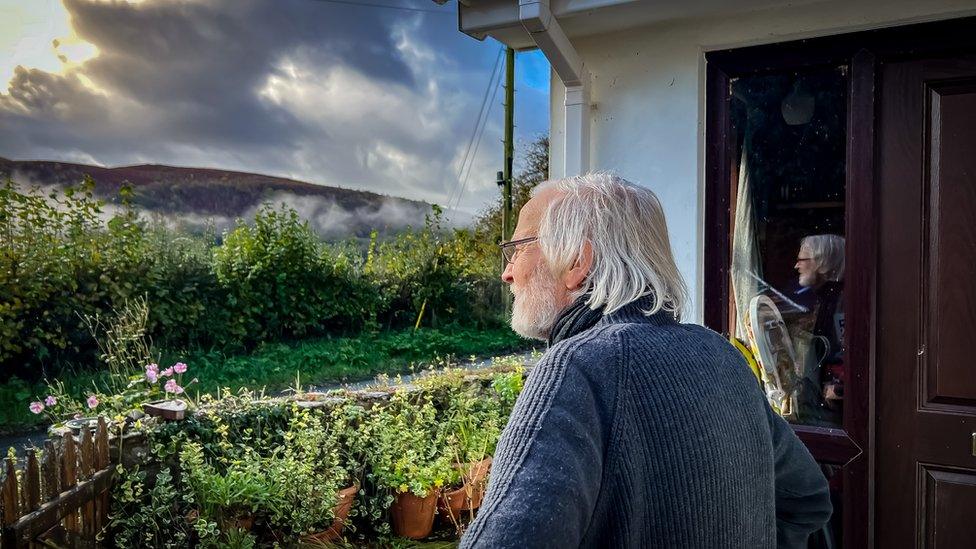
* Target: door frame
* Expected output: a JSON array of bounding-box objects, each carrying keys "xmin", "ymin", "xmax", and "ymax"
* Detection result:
[{"xmin": 703, "ymin": 16, "xmax": 976, "ymax": 549}]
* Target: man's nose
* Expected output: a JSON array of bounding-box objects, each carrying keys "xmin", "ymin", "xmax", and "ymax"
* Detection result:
[{"xmin": 501, "ymin": 261, "xmax": 515, "ymax": 284}]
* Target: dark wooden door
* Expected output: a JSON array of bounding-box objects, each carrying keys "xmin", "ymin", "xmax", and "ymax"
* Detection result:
[{"xmin": 877, "ymin": 53, "xmax": 976, "ymax": 549}]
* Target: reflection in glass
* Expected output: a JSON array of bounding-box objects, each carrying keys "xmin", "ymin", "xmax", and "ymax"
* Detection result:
[{"xmin": 729, "ymin": 67, "xmax": 847, "ymax": 427}]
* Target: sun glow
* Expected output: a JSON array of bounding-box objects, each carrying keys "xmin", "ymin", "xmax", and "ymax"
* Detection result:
[{"xmin": 0, "ymin": 0, "xmax": 99, "ymax": 88}]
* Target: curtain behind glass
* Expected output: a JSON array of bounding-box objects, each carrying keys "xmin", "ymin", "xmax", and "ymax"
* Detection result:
[{"xmin": 731, "ymin": 132, "xmax": 762, "ymax": 340}]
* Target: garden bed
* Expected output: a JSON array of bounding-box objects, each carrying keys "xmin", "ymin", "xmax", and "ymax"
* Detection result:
[{"xmin": 89, "ymin": 359, "xmax": 527, "ymax": 547}]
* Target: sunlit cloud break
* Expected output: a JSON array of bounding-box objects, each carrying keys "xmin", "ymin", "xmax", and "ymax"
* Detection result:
[{"xmin": 0, "ymin": 0, "xmax": 549, "ymax": 217}]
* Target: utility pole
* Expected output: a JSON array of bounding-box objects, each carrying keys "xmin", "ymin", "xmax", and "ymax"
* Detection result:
[
  {"xmin": 502, "ymin": 47, "xmax": 515, "ymax": 315},
  {"xmin": 502, "ymin": 47, "xmax": 515, "ymax": 241}
]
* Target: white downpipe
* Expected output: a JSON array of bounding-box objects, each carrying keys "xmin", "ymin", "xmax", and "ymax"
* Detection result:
[
  {"xmin": 518, "ymin": 0, "xmax": 590, "ymax": 176},
  {"xmin": 563, "ymin": 84, "xmax": 590, "ymax": 176}
]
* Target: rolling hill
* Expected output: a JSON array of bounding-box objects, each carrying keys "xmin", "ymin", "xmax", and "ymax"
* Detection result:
[{"xmin": 0, "ymin": 157, "xmax": 438, "ymax": 238}]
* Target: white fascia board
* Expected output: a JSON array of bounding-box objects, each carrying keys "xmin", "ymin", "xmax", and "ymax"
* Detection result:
[{"xmin": 458, "ymin": 0, "xmax": 635, "ymax": 44}]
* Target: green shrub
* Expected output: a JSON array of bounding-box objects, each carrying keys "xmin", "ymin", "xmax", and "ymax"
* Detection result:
[
  {"xmin": 99, "ymin": 363, "xmax": 527, "ymax": 545},
  {"xmin": 367, "ymin": 206, "xmax": 504, "ymax": 330},
  {"xmin": 107, "ymin": 466, "xmax": 191, "ymax": 548}
]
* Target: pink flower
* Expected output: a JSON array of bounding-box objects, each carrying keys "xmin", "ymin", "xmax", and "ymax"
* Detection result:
[
  {"xmin": 164, "ymin": 379, "xmax": 184, "ymax": 394},
  {"xmin": 86, "ymin": 395, "xmax": 99, "ymax": 409},
  {"xmin": 146, "ymin": 363, "xmax": 159, "ymax": 375},
  {"xmin": 173, "ymin": 362, "xmax": 187, "ymax": 374},
  {"xmin": 161, "ymin": 367, "xmax": 174, "ymax": 377},
  {"xmin": 44, "ymin": 395, "xmax": 57, "ymax": 407},
  {"xmin": 29, "ymin": 401, "xmax": 45, "ymax": 414},
  {"xmin": 146, "ymin": 369, "xmax": 158, "ymax": 383}
]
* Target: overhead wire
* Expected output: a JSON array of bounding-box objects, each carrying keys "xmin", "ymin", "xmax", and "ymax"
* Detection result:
[
  {"xmin": 308, "ymin": 0, "xmax": 454, "ymax": 15},
  {"xmin": 446, "ymin": 47, "xmax": 504, "ymax": 212},
  {"xmin": 451, "ymin": 62, "xmax": 504, "ymax": 214},
  {"xmin": 307, "ymin": 0, "xmax": 500, "ymax": 216}
]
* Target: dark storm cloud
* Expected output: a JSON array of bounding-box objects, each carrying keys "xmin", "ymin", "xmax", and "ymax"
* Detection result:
[{"xmin": 0, "ymin": 0, "xmax": 549, "ymax": 213}]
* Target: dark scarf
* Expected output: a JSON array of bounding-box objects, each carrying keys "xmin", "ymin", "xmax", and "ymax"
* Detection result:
[{"xmin": 547, "ymin": 294, "xmax": 605, "ymax": 347}]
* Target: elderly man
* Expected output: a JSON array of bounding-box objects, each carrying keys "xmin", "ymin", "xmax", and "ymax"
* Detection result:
[
  {"xmin": 461, "ymin": 174, "xmax": 832, "ymax": 548},
  {"xmin": 795, "ymin": 234, "xmax": 846, "ymax": 425}
]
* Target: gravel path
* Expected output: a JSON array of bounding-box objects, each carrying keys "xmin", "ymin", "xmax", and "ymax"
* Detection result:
[{"xmin": 306, "ymin": 349, "xmax": 539, "ymax": 393}]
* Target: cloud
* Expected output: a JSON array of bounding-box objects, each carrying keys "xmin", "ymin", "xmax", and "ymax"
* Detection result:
[{"xmin": 0, "ymin": 0, "xmax": 550, "ymax": 218}]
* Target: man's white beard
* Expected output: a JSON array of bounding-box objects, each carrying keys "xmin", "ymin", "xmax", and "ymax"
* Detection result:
[{"xmin": 510, "ymin": 263, "xmax": 560, "ymax": 341}]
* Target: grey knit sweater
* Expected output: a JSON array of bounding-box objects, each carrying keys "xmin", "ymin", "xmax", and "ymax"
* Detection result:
[{"xmin": 461, "ymin": 298, "xmax": 832, "ymax": 548}]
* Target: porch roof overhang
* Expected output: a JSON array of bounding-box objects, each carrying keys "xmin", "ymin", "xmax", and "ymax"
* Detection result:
[
  {"xmin": 434, "ymin": 0, "xmax": 803, "ymax": 50},
  {"xmin": 433, "ymin": 0, "xmax": 804, "ymax": 177}
]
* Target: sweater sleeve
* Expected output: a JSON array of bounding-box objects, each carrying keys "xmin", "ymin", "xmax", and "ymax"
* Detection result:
[
  {"xmin": 460, "ymin": 336, "xmax": 618, "ymax": 549},
  {"xmin": 766, "ymin": 404, "xmax": 834, "ymax": 548}
]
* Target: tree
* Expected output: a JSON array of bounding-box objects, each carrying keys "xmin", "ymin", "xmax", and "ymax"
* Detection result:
[{"xmin": 475, "ymin": 135, "xmax": 549, "ymax": 241}]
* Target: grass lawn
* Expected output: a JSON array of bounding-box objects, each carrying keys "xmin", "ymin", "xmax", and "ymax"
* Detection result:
[{"xmin": 0, "ymin": 325, "xmax": 533, "ymax": 433}]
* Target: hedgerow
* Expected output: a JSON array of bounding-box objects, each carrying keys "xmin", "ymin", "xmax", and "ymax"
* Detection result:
[{"xmin": 0, "ymin": 178, "xmax": 506, "ymax": 382}]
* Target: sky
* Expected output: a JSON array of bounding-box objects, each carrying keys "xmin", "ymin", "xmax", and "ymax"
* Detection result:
[{"xmin": 0, "ymin": 0, "xmax": 550, "ymax": 217}]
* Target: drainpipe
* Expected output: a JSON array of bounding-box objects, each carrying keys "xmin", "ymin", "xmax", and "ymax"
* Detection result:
[{"xmin": 518, "ymin": 0, "xmax": 590, "ymax": 177}]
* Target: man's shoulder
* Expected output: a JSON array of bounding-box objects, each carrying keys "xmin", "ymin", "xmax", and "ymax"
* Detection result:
[{"xmin": 543, "ymin": 323, "xmax": 623, "ymax": 367}]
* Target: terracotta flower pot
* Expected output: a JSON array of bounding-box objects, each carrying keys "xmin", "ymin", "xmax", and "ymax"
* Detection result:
[
  {"xmin": 437, "ymin": 457, "xmax": 492, "ymax": 521},
  {"xmin": 302, "ymin": 483, "xmax": 360, "ymax": 543},
  {"xmin": 462, "ymin": 456, "xmax": 492, "ymax": 486},
  {"xmin": 221, "ymin": 515, "xmax": 254, "ymax": 532},
  {"xmin": 437, "ymin": 484, "xmax": 485, "ymax": 520},
  {"xmin": 391, "ymin": 490, "xmax": 440, "ymax": 540}
]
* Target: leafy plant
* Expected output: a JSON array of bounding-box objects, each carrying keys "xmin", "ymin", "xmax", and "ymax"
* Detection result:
[
  {"xmin": 81, "ymin": 295, "xmax": 157, "ymax": 391},
  {"xmin": 106, "ymin": 466, "xmax": 191, "ymax": 548},
  {"xmin": 363, "ymin": 391, "xmax": 453, "ymax": 499},
  {"xmin": 2, "ymin": 179, "xmax": 512, "ymax": 385},
  {"xmin": 181, "ymin": 441, "xmax": 273, "ymax": 531}
]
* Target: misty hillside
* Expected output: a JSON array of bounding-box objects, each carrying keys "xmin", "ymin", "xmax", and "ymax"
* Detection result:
[{"xmin": 0, "ymin": 157, "xmax": 439, "ymax": 239}]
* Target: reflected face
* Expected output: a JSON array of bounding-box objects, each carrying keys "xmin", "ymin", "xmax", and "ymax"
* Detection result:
[
  {"xmin": 795, "ymin": 243, "xmax": 819, "ymax": 287},
  {"xmin": 501, "ymin": 190, "xmax": 569, "ymax": 340}
]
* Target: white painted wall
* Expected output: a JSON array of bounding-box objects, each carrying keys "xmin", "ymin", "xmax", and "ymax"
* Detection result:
[{"xmin": 548, "ymin": 0, "xmax": 976, "ymax": 323}]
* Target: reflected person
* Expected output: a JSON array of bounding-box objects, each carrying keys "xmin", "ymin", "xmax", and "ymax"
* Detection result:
[{"xmin": 794, "ymin": 234, "xmax": 845, "ymax": 426}]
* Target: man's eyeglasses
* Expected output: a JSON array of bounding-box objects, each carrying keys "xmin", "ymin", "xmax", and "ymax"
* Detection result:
[{"xmin": 500, "ymin": 236, "xmax": 539, "ymax": 264}]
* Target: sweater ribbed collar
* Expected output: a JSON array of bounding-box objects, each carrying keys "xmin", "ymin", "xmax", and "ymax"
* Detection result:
[
  {"xmin": 547, "ymin": 293, "xmax": 676, "ymax": 347},
  {"xmin": 547, "ymin": 294, "xmax": 604, "ymax": 347}
]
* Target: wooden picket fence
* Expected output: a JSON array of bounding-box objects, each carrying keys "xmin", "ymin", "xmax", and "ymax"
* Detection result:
[{"xmin": 1, "ymin": 417, "xmax": 114, "ymax": 548}]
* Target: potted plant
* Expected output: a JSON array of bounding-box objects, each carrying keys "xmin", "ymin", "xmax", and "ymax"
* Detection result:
[
  {"xmin": 265, "ymin": 405, "xmax": 361, "ymax": 543},
  {"xmin": 364, "ymin": 392, "xmax": 454, "ymax": 540},
  {"xmin": 437, "ymin": 386, "xmax": 503, "ymax": 526},
  {"xmin": 180, "ymin": 442, "xmax": 272, "ymax": 536},
  {"xmin": 438, "ymin": 454, "xmax": 492, "ymax": 524}
]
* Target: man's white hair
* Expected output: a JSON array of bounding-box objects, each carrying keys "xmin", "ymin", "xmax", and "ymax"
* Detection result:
[
  {"xmin": 801, "ymin": 234, "xmax": 845, "ymax": 282},
  {"xmin": 533, "ymin": 172, "xmax": 688, "ymax": 318}
]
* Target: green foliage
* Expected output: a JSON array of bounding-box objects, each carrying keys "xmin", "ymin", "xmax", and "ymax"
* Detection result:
[
  {"xmin": 367, "ymin": 207, "xmax": 503, "ymax": 330},
  {"xmin": 1, "ymin": 179, "xmax": 511, "ymax": 384},
  {"xmin": 363, "ymin": 391, "xmax": 454, "ymax": 499},
  {"xmin": 3, "ymin": 325, "xmax": 528, "ymax": 432},
  {"xmin": 213, "ymin": 204, "xmax": 376, "ymax": 345},
  {"xmin": 107, "ymin": 465, "xmax": 191, "ymax": 548},
  {"xmin": 158, "ymin": 403, "xmax": 351, "ymax": 545},
  {"xmin": 0, "ymin": 177, "xmax": 223, "ymax": 379},
  {"xmin": 489, "ymin": 365, "xmax": 525, "ymax": 415},
  {"xmin": 104, "ymin": 364, "xmax": 526, "ymax": 546}
]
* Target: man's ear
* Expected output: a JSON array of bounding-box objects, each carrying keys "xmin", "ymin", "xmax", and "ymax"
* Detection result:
[{"xmin": 563, "ymin": 241, "xmax": 593, "ymax": 291}]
